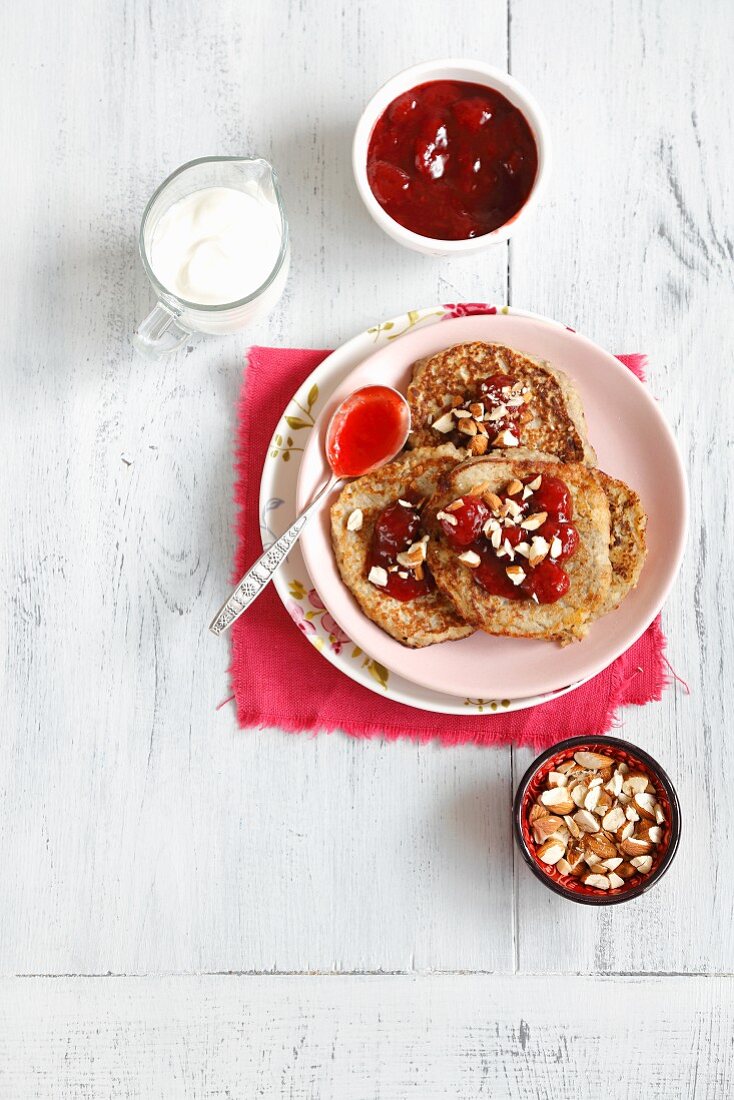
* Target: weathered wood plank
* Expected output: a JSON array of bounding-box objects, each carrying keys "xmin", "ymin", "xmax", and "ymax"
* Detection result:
[
  {"xmin": 510, "ymin": 0, "xmax": 734, "ymax": 972},
  {"xmin": 0, "ymin": 0, "xmax": 514, "ymax": 975},
  {"xmin": 0, "ymin": 974, "xmax": 731, "ymax": 1099}
]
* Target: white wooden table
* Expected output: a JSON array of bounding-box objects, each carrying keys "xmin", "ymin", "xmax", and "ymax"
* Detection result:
[{"xmin": 2, "ymin": 1, "xmax": 732, "ymax": 1095}]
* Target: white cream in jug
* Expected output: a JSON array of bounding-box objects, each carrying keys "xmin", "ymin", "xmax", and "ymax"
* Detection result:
[{"xmin": 150, "ymin": 186, "xmax": 282, "ymax": 305}]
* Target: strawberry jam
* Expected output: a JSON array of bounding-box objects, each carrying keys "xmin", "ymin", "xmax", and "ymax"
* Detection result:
[
  {"xmin": 369, "ymin": 499, "xmax": 433, "ymax": 601},
  {"xmin": 366, "ymin": 80, "xmax": 538, "ymax": 240},
  {"xmin": 431, "ymin": 372, "xmax": 531, "ymax": 450},
  {"xmin": 437, "ymin": 472, "xmax": 579, "ymax": 604},
  {"xmin": 327, "ymin": 386, "xmax": 409, "ymax": 478}
]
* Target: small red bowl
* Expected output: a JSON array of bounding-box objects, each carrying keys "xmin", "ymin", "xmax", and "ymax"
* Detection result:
[{"xmin": 513, "ymin": 735, "xmax": 681, "ymax": 905}]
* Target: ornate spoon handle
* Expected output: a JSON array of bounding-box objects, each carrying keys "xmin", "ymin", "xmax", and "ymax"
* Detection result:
[{"xmin": 209, "ymin": 474, "xmax": 339, "ymax": 636}]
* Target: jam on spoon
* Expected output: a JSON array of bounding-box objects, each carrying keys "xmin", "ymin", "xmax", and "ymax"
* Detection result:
[{"xmin": 210, "ymin": 385, "xmax": 411, "ymax": 635}]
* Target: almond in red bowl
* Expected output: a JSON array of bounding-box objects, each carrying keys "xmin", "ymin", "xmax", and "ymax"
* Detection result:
[{"xmin": 513, "ymin": 735, "xmax": 681, "ymax": 905}]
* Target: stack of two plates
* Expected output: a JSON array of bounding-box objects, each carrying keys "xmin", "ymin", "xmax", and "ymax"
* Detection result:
[{"xmin": 258, "ymin": 305, "xmax": 687, "ymax": 715}]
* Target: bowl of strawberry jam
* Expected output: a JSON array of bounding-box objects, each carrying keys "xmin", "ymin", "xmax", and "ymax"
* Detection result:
[{"xmin": 353, "ymin": 59, "xmax": 550, "ymax": 255}]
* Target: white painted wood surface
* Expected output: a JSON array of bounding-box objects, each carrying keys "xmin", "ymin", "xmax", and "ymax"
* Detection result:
[
  {"xmin": 1, "ymin": 975, "xmax": 732, "ymax": 1099},
  {"xmin": 1, "ymin": 0, "xmax": 732, "ymax": 1091}
]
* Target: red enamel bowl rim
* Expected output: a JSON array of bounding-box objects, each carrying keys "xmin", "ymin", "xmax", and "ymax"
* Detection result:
[{"xmin": 513, "ymin": 735, "xmax": 681, "ymax": 905}]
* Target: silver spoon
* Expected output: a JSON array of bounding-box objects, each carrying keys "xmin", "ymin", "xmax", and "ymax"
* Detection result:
[{"xmin": 209, "ymin": 385, "xmax": 411, "ymax": 636}]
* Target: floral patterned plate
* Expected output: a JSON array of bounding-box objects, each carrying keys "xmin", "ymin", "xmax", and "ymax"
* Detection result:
[{"xmin": 258, "ymin": 303, "xmax": 587, "ymax": 715}]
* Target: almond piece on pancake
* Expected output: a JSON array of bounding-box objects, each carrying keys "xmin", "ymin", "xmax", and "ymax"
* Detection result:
[
  {"xmin": 407, "ymin": 341, "xmax": 596, "ymax": 464},
  {"xmin": 330, "ymin": 445, "xmax": 474, "ymax": 648},
  {"xmin": 424, "ymin": 452, "xmax": 613, "ymax": 644}
]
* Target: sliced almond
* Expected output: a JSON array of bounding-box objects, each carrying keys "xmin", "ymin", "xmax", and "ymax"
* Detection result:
[
  {"xmin": 588, "ymin": 777, "xmax": 603, "ymax": 789},
  {"xmin": 556, "ymin": 858, "xmax": 572, "ymax": 876},
  {"xmin": 468, "ymin": 434, "xmax": 489, "ymax": 455},
  {"xmin": 563, "ymin": 814, "xmax": 581, "ymax": 839},
  {"xmin": 528, "ymin": 536, "xmax": 551, "ymax": 567},
  {"xmin": 520, "ymin": 511, "xmax": 548, "ymax": 532},
  {"xmin": 602, "ymin": 857, "xmax": 623, "ymax": 871},
  {"xmin": 469, "ymin": 402, "xmax": 484, "ymax": 419},
  {"xmin": 506, "ymin": 564, "xmax": 526, "ymax": 586},
  {"xmin": 396, "ymin": 541, "xmax": 427, "ymax": 568},
  {"xmin": 453, "ymin": 408, "xmax": 472, "ymax": 419},
  {"xmin": 436, "ymin": 510, "xmax": 458, "ymax": 527},
  {"xmin": 602, "ymin": 806, "xmax": 626, "ymax": 833},
  {"xmin": 346, "ymin": 508, "xmax": 363, "ymax": 532},
  {"xmin": 646, "ymin": 825, "xmax": 663, "ymax": 845},
  {"xmin": 368, "ymin": 566, "xmax": 388, "ymax": 587},
  {"xmin": 557, "ymin": 761, "xmax": 578, "ymax": 774},
  {"xmin": 594, "ymin": 790, "xmax": 614, "ymax": 817},
  {"xmin": 584, "ymin": 832, "xmax": 617, "ymax": 860},
  {"xmin": 633, "ymin": 792, "xmax": 657, "ymax": 821},
  {"xmin": 625, "ymin": 807, "xmax": 640, "ymax": 822},
  {"xmin": 654, "ymin": 803, "xmax": 666, "ymax": 825},
  {"xmin": 457, "ymin": 550, "xmax": 481, "ymax": 568},
  {"xmin": 574, "ymin": 751, "xmax": 615, "ymax": 769},
  {"xmin": 514, "ymin": 541, "xmax": 531, "ymax": 559},
  {"xmin": 607, "ymin": 872, "xmax": 625, "ymax": 889},
  {"xmin": 492, "ymin": 429, "xmax": 519, "ymax": 447},
  {"xmin": 484, "ymin": 491, "xmax": 503, "ymax": 512},
  {"xmin": 486, "ymin": 404, "xmax": 508, "ymax": 422},
  {"xmin": 620, "ymin": 835, "xmax": 652, "ymax": 857},
  {"xmin": 618, "ymin": 821, "xmax": 635, "ymax": 842},
  {"xmin": 605, "ymin": 772, "xmax": 624, "ymax": 798},
  {"xmin": 549, "ymin": 535, "xmax": 562, "ymax": 559},
  {"xmin": 539, "ymin": 787, "xmax": 575, "ymax": 815},
  {"xmin": 527, "ymin": 475, "xmax": 542, "ymax": 491},
  {"xmin": 457, "ymin": 417, "xmax": 478, "ymax": 437},
  {"xmin": 532, "ymin": 814, "xmax": 565, "ymax": 845},
  {"xmin": 571, "ymin": 783, "xmax": 589, "ymax": 808},
  {"xmin": 445, "ymin": 497, "xmax": 464, "ymax": 512},
  {"xmin": 547, "ymin": 771, "xmax": 568, "ymax": 788},
  {"xmin": 506, "ymin": 478, "xmax": 523, "ymax": 496},
  {"xmin": 622, "ymin": 772, "xmax": 649, "ymax": 797},
  {"xmin": 431, "ymin": 411, "xmax": 455, "ymax": 433},
  {"xmin": 529, "ymin": 802, "xmax": 549, "ymax": 823},
  {"xmin": 584, "ymin": 786, "xmax": 602, "ymax": 813},
  {"xmin": 583, "ymin": 873, "xmax": 610, "ymax": 890},
  {"xmin": 573, "ymin": 809, "xmax": 600, "ymax": 833},
  {"xmin": 537, "ymin": 839, "xmax": 566, "ymax": 865},
  {"xmin": 630, "ymin": 855, "xmax": 653, "ymax": 874},
  {"xmin": 615, "ymin": 861, "xmax": 636, "ymax": 880}
]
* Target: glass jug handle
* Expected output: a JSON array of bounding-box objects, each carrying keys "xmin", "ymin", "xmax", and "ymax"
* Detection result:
[{"xmin": 133, "ymin": 302, "xmax": 191, "ymax": 358}]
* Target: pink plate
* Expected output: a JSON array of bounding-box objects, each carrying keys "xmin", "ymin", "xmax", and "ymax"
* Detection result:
[{"xmin": 296, "ymin": 313, "xmax": 687, "ymax": 700}]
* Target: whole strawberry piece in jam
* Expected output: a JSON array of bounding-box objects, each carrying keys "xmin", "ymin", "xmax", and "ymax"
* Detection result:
[
  {"xmin": 371, "ymin": 501, "xmax": 421, "ymax": 566},
  {"xmin": 523, "ymin": 560, "xmax": 570, "ymax": 604},
  {"xmin": 439, "ymin": 496, "xmax": 490, "ymax": 549},
  {"xmin": 479, "ymin": 372, "xmax": 514, "ymax": 404},
  {"xmin": 527, "ymin": 475, "xmax": 574, "ymax": 522},
  {"xmin": 453, "ymin": 96, "xmax": 494, "ymax": 132},
  {"xmin": 538, "ymin": 520, "xmax": 579, "ymax": 562},
  {"xmin": 368, "ymin": 161, "xmax": 411, "ymax": 206}
]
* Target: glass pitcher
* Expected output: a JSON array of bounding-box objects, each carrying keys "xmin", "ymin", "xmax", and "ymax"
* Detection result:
[{"xmin": 134, "ymin": 156, "xmax": 289, "ymax": 358}]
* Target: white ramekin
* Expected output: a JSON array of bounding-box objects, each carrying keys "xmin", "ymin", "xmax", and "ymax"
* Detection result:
[{"xmin": 352, "ymin": 59, "xmax": 551, "ymax": 257}]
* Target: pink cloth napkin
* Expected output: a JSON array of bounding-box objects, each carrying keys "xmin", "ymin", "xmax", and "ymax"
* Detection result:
[{"xmin": 229, "ymin": 346, "xmax": 668, "ymax": 749}]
